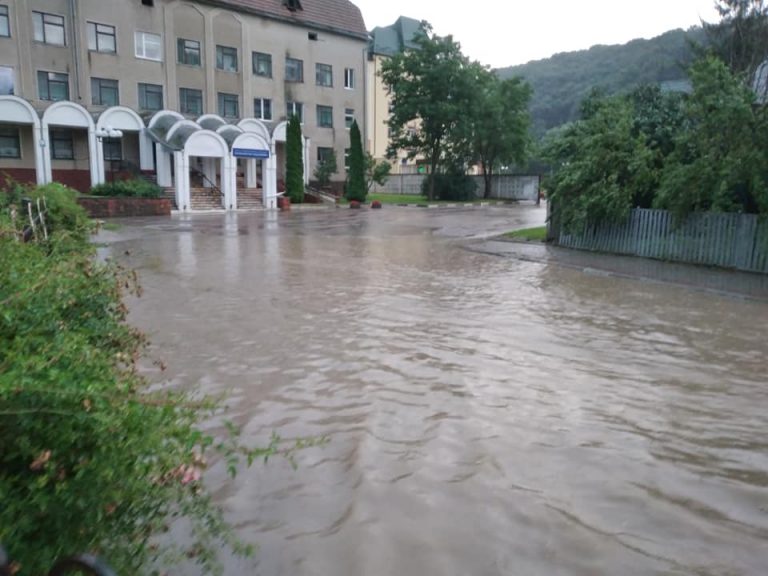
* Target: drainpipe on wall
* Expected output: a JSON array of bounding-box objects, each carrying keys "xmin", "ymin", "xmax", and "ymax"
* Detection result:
[{"xmin": 69, "ymin": 0, "xmax": 82, "ymax": 101}]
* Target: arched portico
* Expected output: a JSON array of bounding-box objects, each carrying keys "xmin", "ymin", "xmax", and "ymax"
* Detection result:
[
  {"xmin": 148, "ymin": 110, "xmax": 184, "ymax": 187},
  {"xmin": 0, "ymin": 95, "xmax": 45, "ymax": 185},
  {"xmin": 95, "ymin": 106, "xmax": 151, "ymax": 184},
  {"xmin": 231, "ymin": 131, "xmax": 274, "ymax": 209},
  {"xmin": 42, "ymin": 101, "xmax": 98, "ymax": 188},
  {"xmin": 175, "ymin": 129, "xmax": 231, "ymax": 211}
]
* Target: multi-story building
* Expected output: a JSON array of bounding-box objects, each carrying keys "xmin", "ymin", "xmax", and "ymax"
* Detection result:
[
  {"xmin": 0, "ymin": 0, "xmax": 367, "ymax": 210},
  {"xmin": 366, "ymin": 15, "xmax": 423, "ymax": 175}
]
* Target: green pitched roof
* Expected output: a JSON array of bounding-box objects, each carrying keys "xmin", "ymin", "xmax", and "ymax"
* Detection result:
[{"xmin": 369, "ymin": 16, "xmax": 423, "ymax": 56}]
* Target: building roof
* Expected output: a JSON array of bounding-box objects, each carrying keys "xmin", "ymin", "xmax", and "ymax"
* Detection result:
[
  {"xmin": 369, "ymin": 16, "xmax": 423, "ymax": 56},
  {"xmin": 206, "ymin": 0, "xmax": 368, "ymax": 40}
]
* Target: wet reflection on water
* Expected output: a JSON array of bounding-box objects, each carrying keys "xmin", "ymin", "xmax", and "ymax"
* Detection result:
[{"xmin": 103, "ymin": 206, "xmax": 768, "ymax": 576}]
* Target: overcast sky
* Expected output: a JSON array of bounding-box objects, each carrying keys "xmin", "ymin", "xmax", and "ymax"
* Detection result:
[{"xmin": 355, "ymin": 0, "xmax": 722, "ymax": 68}]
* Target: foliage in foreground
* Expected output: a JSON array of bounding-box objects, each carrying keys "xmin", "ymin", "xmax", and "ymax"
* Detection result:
[
  {"xmin": 90, "ymin": 178, "xmax": 163, "ymax": 199},
  {"xmin": 0, "ymin": 184, "xmax": 287, "ymax": 575}
]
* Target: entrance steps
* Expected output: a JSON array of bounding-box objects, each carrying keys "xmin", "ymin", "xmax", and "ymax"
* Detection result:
[{"xmin": 237, "ymin": 188, "xmax": 263, "ymax": 210}]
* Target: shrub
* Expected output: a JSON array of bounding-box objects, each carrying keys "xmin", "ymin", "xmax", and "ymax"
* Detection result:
[
  {"xmin": 285, "ymin": 115, "xmax": 304, "ymax": 204},
  {"xmin": 313, "ymin": 150, "xmax": 337, "ymax": 188},
  {"xmin": 344, "ymin": 120, "xmax": 366, "ymax": 202},
  {"xmin": 420, "ymin": 169, "xmax": 477, "ymax": 201},
  {"xmin": 90, "ymin": 178, "xmax": 163, "ymax": 199},
  {"xmin": 0, "ymin": 192, "xmax": 292, "ymax": 574},
  {"xmin": 2, "ymin": 181, "xmax": 90, "ymax": 243}
]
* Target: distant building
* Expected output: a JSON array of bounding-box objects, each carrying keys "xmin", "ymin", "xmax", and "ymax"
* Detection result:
[
  {"xmin": 0, "ymin": 0, "xmax": 367, "ymax": 210},
  {"xmin": 753, "ymin": 60, "xmax": 768, "ymax": 104},
  {"xmin": 366, "ymin": 15, "xmax": 425, "ymax": 174}
]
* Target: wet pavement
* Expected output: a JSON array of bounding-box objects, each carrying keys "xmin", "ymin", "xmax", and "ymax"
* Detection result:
[{"xmin": 99, "ymin": 204, "xmax": 768, "ymax": 576}]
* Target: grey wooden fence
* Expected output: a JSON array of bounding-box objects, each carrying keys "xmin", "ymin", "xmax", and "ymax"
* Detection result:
[
  {"xmin": 554, "ymin": 208, "xmax": 768, "ymax": 273},
  {"xmin": 372, "ymin": 174, "xmax": 540, "ymax": 201}
]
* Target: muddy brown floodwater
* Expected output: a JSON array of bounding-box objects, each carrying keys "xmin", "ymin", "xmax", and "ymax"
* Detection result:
[{"xmin": 100, "ymin": 205, "xmax": 768, "ymax": 576}]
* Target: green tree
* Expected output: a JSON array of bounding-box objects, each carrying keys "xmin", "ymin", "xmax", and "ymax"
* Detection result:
[
  {"xmin": 655, "ymin": 57, "xmax": 768, "ymax": 217},
  {"xmin": 703, "ymin": 0, "xmax": 768, "ymax": 80},
  {"xmin": 313, "ymin": 150, "xmax": 337, "ymax": 188},
  {"xmin": 345, "ymin": 120, "xmax": 366, "ymax": 202},
  {"xmin": 365, "ymin": 153, "xmax": 391, "ymax": 192},
  {"xmin": 545, "ymin": 93, "xmax": 655, "ymax": 232},
  {"xmin": 380, "ymin": 22, "xmax": 481, "ymax": 200},
  {"xmin": 470, "ymin": 74, "xmax": 532, "ymax": 198},
  {"xmin": 285, "ymin": 114, "xmax": 304, "ymax": 203}
]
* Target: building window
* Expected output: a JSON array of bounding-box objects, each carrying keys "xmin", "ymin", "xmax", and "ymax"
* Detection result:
[
  {"xmin": 1, "ymin": 5, "xmax": 11, "ymax": 38},
  {"xmin": 87, "ymin": 22, "xmax": 116, "ymax": 53},
  {"xmin": 37, "ymin": 71, "xmax": 69, "ymax": 101},
  {"xmin": 344, "ymin": 148, "xmax": 350, "ymax": 171},
  {"xmin": 177, "ymin": 38, "xmax": 201, "ymax": 66},
  {"xmin": 216, "ymin": 45, "xmax": 238, "ymax": 72},
  {"xmin": 103, "ymin": 138, "xmax": 122, "ymax": 161},
  {"xmin": 138, "ymin": 82, "xmax": 163, "ymax": 111},
  {"xmin": 0, "ymin": 65, "xmax": 14, "ymax": 95},
  {"xmin": 317, "ymin": 146, "xmax": 334, "ymax": 164},
  {"xmin": 254, "ymin": 97, "xmax": 272, "ymax": 120},
  {"xmin": 286, "ymin": 101, "xmax": 303, "ymax": 123},
  {"xmin": 91, "ymin": 77, "xmax": 119, "ymax": 106},
  {"xmin": 345, "ymin": 108, "xmax": 355, "ymax": 129},
  {"xmin": 285, "ymin": 57, "xmax": 303, "ymax": 83},
  {"xmin": 218, "ymin": 92, "xmax": 239, "ymax": 118},
  {"xmin": 316, "ymin": 63, "xmax": 332, "ymax": 87},
  {"xmin": 344, "ymin": 68, "xmax": 355, "ymax": 89},
  {"xmin": 33, "ymin": 12, "xmax": 65, "ymax": 46},
  {"xmin": 135, "ymin": 31, "xmax": 162, "ymax": 61},
  {"xmin": 51, "ymin": 129, "xmax": 74, "ymax": 160},
  {"xmin": 316, "ymin": 105, "xmax": 333, "ymax": 128},
  {"xmin": 179, "ymin": 87, "xmax": 202, "ymax": 116},
  {"xmin": 252, "ymin": 52, "xmax": 272, "ymax": 78},
  {"xmin": 0, "ymin": 126, "xmax": 20, "ymax": 158}
]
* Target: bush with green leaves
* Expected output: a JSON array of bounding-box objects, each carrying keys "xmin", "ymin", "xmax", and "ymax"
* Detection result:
[
  {"xmin": 313, "ymin": 150, "xmax": 337, "ymax": 188},
  {"xmin": 0, "ymin": 189, "xmax": 291, "ymax": 574},
  {"xmin": 90, "ymin": 178, "xmax": 163, "ymax": 199},
  {"xmin": 420, "ymin": 168, "xmax": 477, "ymax": 201}
]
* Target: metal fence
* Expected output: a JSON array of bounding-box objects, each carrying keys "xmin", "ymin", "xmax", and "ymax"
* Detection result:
[
  {"xmin": 372, "ymin": 174, "xmax": 540, "ymax": 202},
  {"xmin": 553, "ymin": 208, "xmax": 768, "ymax": 274}
]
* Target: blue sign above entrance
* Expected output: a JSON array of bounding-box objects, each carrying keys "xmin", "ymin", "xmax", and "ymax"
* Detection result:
[{"xmin": 233, "ymin": 148, "xmax": 270, "ymax": 159}]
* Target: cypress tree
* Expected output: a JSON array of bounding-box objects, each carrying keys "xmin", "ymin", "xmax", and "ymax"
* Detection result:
[
  {"xmin": 345, "ymin": 120, "xmax": 366, "ymax": 202},
  {"xmin": 285, "ymin": 114, "xmax": 304, "ymax": 203}
]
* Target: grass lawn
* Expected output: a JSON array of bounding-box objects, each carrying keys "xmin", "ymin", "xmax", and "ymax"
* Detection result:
[
  {"xmin": 100, "ymin": 222, "xmax": 122, "ymax": 231},
  {"xmin": 503, "ymin": 226, "xmax": 547, "ymax": 242}
]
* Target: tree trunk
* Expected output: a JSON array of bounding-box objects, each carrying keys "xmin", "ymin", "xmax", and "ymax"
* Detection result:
[{"xmin": 482, "ymin": 159, "xmax": 492, "ymax": 199}]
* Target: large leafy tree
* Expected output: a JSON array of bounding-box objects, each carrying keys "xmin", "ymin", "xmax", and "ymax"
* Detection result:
[
  {"xmin": 655, "ymin": 57, "xmax": 768, "ymax": 217},
  {"xmin": 380, "ymin": 22, "xmax": 481, "ymax": 200},
  {"xmin": 470, "ymin": 73, "xmax": 532, "ymax": 198}
]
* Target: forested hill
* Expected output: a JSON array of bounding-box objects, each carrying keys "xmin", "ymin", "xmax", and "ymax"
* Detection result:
[{"xmin": 497, "ymin": 27, "xmax": 705, "ymax": 136}]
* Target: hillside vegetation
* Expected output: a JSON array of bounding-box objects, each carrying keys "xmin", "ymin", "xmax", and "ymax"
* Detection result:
[{"xmin": 497, "ymin": 28, "xmax": 705, "ymax": 135}]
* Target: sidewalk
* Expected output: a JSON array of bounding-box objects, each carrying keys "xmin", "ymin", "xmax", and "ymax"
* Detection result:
[{"xmin": 472, "ymin": 238, "xmax": 768, "ymax": 301}]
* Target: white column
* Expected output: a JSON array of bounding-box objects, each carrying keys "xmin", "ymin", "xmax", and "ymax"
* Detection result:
[
  {"xmin": 227, "ymin": 156, "xmax": 237, "ymax": 210},
  {"xmin": 303, "ymin": 137, "xmax": 311, "ymax": 185},
  {"xmin": 202, "ymin": 157, "xmax": 216, "ymax": 189},
  {"xmin": 88, "ymin": 128, "xmax": 100, "ymax": 188},
  {"xmin": 246, "ymin": 158, "xmax": 257, "ymax": 188},
  {"xmin": 33, "ymin": 124, "xmax": 46, "ymax": 185},
  {"xmin": 95, "ymin": 136, "xmax": 106, "ymax": 185},
  {"xmin": 156, "ymin": 143, "xmax": 172, "ymax": 187},
  {"xmin": 265, "ymin": 144, "xmax": 277, "ymax": 210},
  {"xmin": 174, "ymin": 151, "xmax": 190, "ymax": 212},
  {"xmin": 41, "ymin": 124, "xmax": 53, "ymax": 184},
  {"xmin": 139, "ymin": 129, "xmax": 154, "ymax": 171}
]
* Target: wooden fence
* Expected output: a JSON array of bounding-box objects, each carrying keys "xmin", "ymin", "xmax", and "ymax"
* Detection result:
[
  {"xmin": 372, "ymin": 174, "xmax": 540, "ymax": 202},
  {"xmin": 553, "ymin": 208, "xmax": 768, "ymax": 274}
]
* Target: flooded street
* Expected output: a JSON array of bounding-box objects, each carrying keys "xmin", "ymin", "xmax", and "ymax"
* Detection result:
[{"xmin": 101, "ymin": 205, "xmax": 768, "ymax": 576}]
